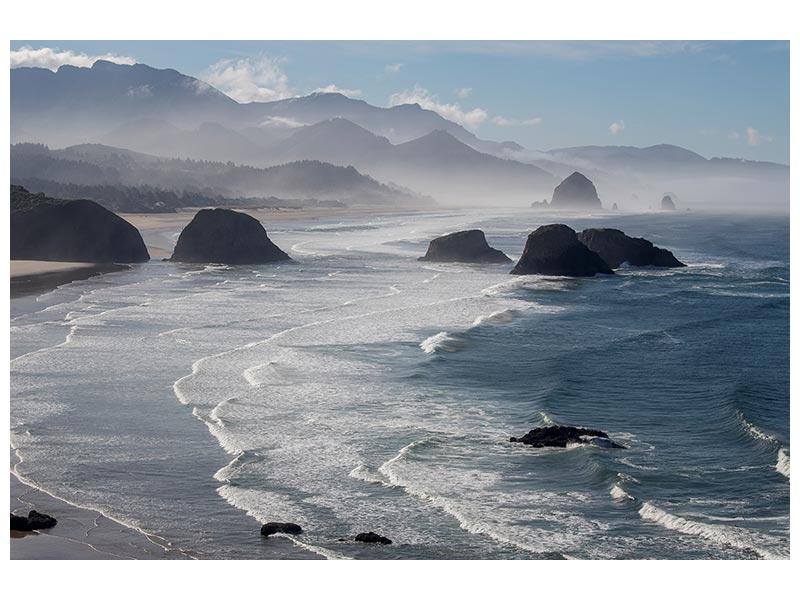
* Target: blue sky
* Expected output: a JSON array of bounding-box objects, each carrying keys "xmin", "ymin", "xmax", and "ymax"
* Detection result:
[{"xmin": 10, "ymin": 40, "xmax": 790, "ymax": 163}]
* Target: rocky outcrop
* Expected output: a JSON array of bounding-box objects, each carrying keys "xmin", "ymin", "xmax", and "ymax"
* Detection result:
[
  {"xmin": 10, "ymin": 185, "xmax": 149, "ymax": 263},
  {"xmin": 10, "ymin": 510, "xmax": 58, "ymax": 531},
  {"xmin": 419, "ymin": 229, "xmax": 510, "ymax": 263},
  {"xmin": 550, "ymin": 172, "xmax": 602, "ymax": 209},
  {"xmin": 510, "ymin": 224, "xmax": 614, "ymax": 276},
  {"xmin": 510, "ymin": 426, "xmax": 625, "ymax": 449},
  {"xmin": 661, "ymin": 195, "xmax": 676, "ymax": 210},
  {"xmin": 355, "ymin": 532, "xmax": 392, "ymax": 545},
  {"xmin": 260, "ymin": 522, "xmax": 303, "ymax": 537},
  {"xmin": 170, "ymin": 208, "xmax": 290, "ymax": 264},
  {"xmin": 577, "ymin": 228, "xmax": 686, "ymax": 268}
]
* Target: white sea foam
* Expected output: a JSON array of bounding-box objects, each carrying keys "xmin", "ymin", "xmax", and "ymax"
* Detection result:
[
  {"xmin": 472, "ymin": 308, "xmax": 516, "ymax": 326},
  {"xmin": 736, "ymin": 410, "xmax": 779, "ymax": 443},
  {"xmin": 776, "ymin": 448, "xmax": 790, "ymax": 478},
  {"xmin": 420, "ymin": 331, "xmax": 467, "ymax": 354},
  {"xmin": 610, "ymin": 484, "xmax": 634, "ymax": 502},
  {"xmin": 638, "ymin": 502, "xmax": 786, "ymax": 560}
]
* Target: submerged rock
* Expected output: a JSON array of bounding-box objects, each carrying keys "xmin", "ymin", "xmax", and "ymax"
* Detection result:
[
  {"xmin": 550, "ymin": 172, "xmax": 602, "ymax": 210},
  {"xmin": 510, "ymin": 426, "xmax": 625, "ymax": 449},
  {"xmin": 577, "ymin": 228, "xmax": 686, "ymax": 268},
  {"xmin": 419, "ymin": 230, "xmax": 510, "ymax": 264},
  {"xmin": 10, "ymin": 185, "xmax": 149, "ymax": 263},
  {"xmin": 661, "ymin": 195, "xmax": 676, "ymax": 210},
  {"xmin": 510, "ymin": 224, "xmax": 614, "ymax": 276},
  {"xmin": 260, "ymin": 522, "xmax": 303, "ymax": 537},
  {"xmin": 355, "ymin": 532, "xmax": 393, "ymax": 545},
  {"xmin": 10, "ymin": 510, "xmax": 58, "ymax": 531},
  {"xmin": 170, "ymin": 208, "xmax": 291, "ymax": 264}
]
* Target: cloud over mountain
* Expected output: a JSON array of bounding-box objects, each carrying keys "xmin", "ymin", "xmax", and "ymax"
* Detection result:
[
  {"xmin": 203, "ymin": 55, "xmax": 292, "ymax": 103},
  {"xmin": 10, "ymin": 45, "xmax": 136, "ymax": 71},
  {"xmin": 388, "ymin": 85, "xmax": 488, "ymax": 129}
]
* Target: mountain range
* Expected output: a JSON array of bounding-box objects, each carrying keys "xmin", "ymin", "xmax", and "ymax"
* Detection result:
[{"xmin": 10, "ymin": 60, "xmax": 789, "ymax": 211}]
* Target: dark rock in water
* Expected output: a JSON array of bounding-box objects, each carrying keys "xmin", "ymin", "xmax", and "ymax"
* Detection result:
[
  {"xmin": 355, "ymin": 532, "xmax": 392, "ymax": 545},
  {"xmin": 612, "ymin": 203, "xmax": 619, "ymax": 211},
  {"xmin": 10, "ymin": 185, "xmax": 149, "ymax": 263},
  {"xmin": 531, "ymin": 199, "xmax": 550, "ymax": 209},
  {"xmin": 510, "ymin": 426, "xmax": 625, "ymax": 449},
  {"xmin": 510, "ymin": 224, "xmax": 614, "ymax": 277},
  {"xmin": 260, "ymin": 522, "xmax": 303, "ymax": 537},
  {"xmin": 170, "ymin": 208, "xmax": 290, "ymax": 264},
  {"xmin": 419, "ymin": 229, "xmax": 510, "ymax": 264},
  {"xmin": 11, "ymin": 510, "xmax": 58, "ymax": 531},
  {"xmin": 550, "ymin": 172, "xmax": 602, "ymax": 209},
  {"xmin": 661, "ymin": 195, "xmax": 676, "ymax": 210},
  {"xmin": 577, "ymin": 228, "xmax": 686, "ymax": 268}
]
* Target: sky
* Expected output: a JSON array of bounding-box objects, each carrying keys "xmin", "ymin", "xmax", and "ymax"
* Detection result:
[{"xmin": 9, "ymin": 40, "xmax": 790, "ymax": 163}]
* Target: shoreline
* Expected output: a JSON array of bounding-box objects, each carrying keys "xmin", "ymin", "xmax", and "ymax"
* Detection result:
[
  {"xmin": 9, "ymin": 470, "xmax": 180, "ymax": 560},
  {"xmin": 10, "ymin": 262, "xmax": 131, "ymax": 298}
]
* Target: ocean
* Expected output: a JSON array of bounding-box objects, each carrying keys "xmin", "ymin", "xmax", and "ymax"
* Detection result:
[{"xmin": 9, "ymin": 208, "xmax": 790, "ymax": 559}]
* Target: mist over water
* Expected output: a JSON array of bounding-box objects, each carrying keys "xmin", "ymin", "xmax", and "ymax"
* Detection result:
[{"xmin": 10, "ymin": 208, "xmax": 789, "ymax": 559}]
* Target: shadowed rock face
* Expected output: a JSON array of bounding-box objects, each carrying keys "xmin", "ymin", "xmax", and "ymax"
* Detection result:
[
  {"xmin": 577, "ymin": 228, "xmax": 686, "ymax": 268},
  {"xmin": 260, "ymin": 522, "xmax": 302, "ymax": 537},
  {"xmin": 661, "ymin": 195, "xmax": 676, "ymax": 210},
  {"xmin": 355, "ymin": 532, "xmax": 392, "ymax": 545},
  {"xmin": 510, "ymin": 224, "xmax": 614, "ymax": 276},
  {"xmin": 510, "ymin": 426, "xmax": 625, "ymax": 449},
  {"xmin": 10, "ymin": 185, "xmax": 149, "ymax": 263},
  {"xmin": 170, "ymin": 208, "xmax": 290, "ymax": 264},
  {"xmin": 419, "ymin": 229, "xmax": 511, "ymax": 263},
  {"xmin": 10, "ymin": 510, "xmax": 58, "ymax": 531},
  {"xmin": 551, "ymin": 172, "xmax": 602, "ymax": 209}
]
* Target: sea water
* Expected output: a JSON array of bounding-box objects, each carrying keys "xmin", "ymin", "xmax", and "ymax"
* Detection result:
[{"xmin": 9, "ymin": 208, "xmax": 790, "ymax": 559}]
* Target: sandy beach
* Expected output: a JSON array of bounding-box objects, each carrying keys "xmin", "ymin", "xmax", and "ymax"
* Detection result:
[{"xmin": 10, "ymin": 471, "xmax": 181, "ymax": 559}]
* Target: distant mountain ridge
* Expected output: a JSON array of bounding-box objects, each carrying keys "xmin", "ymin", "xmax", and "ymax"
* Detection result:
[{"xmin": 10, "ymin": 143, "xmax": 430, "ymax": 208}]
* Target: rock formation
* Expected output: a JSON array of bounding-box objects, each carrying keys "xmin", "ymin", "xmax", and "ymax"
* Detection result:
[
  {"xmin": 419, "ymin": 229, "xmax": 510, "ymax": 263},
  {"xmin": 510, "ymin": 426, "xmax": 625, "ymax": 449},
  {"xmin": 550, "ymin": 172, "xmax": 602, "ymax": 209},
  {"xmin": 260, "ymin": 522, "xmax": 303, "ymax": 537},
  {"xmin": 577, "ymin": 228, "xmax": 686, "ymax": 268},
  {"xmin": 10, "ymin": 510, "xmax": 58, "ymax": 531},
  {"xmin": 510, "ymin": 224, "xmax": 614, "ymax": 276},
  {"xmin": 10, "ymin": 185, "xmax": 149, "ymax": 263},
  {"xmin": 612, "ymin": 203, "xmax": 619, "ymax": 211},
  {"xmin": 170, "ymin": 208, "xmax": 291, "ymax": 264},
  {"xmin": 355, "ymin": 532, "xmax": 393, "ymax": 544},
  {"xmin": 661, "ymin": 194, "xmax": 676, "ymax": 210}
]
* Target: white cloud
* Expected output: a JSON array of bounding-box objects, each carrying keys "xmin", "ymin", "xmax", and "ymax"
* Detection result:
[
  {"xmin": 728, "ymin": 131, "xmax": 741, "ymax": 140},
  {"xmin": 312, "ymin": 84, "xmax": 362, "ymax": 97},
  {"xmin": 10, "ymin": 45, "xmax": 136, "ymax": 71},
  {"xmin": 385, "ymin": 63, "xmax": 403, "ymax": 73},
  {"xmin": 745, "ymin": 127, "xmax": 773, "ymax": 146},
  {"xmin": 455, "ymin": 87, "xmax": 473, "ymax": 98},
  {"xmin": 260, "ymin": 116, "xmax": 305, "ymax": 129},
  {"xmin": 203, "ymin": 55, "xmax": 292, "ymax": 103},
  {"xmin": 126, "ymin": 84, "xmax": 152, "ymax": 98},
  {"xmin": 609, "ymin": 120, "xmax": 626, "ymax": 135},
  {"xmin": 493, "ymin": 116, "xmax": 543, "ymax": 126},
  {"xmin": 388, "ymin": 85, "xmax": 488, "ymax": 129}
]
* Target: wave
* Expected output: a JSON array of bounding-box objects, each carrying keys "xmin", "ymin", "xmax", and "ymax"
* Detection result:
[
  {"xmin": 420, "ymin": 331, "xmax": 467, "ymax": 354},
  {"xmin": 472, "ymin": 308, "xmax": 517, "ymax": 326},
  {"xmin": 736, "ymin": 410, "xmax": 779, "ymax": 444},
  {"xmin": 776, "ymin": 448, "xmax": 790, "ymax": 478},
  {"xmin": 377, "ymin": 439, "xmax": 567, "ymax": 557},
  {"xmin": 638, "ymin": 502, "xmax": 786, "ymax": 560},
  {"xmin": 609, "ymin": 484, "xmax": 635, "ymax": 502}
]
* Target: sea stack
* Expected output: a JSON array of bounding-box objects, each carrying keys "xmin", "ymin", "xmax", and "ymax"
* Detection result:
[
  {"xmin": 661, "ymin": 194, "xmax": 676, "ymax": 210},
  {"xmin": 550, "ymin": 172, "xmax": 602, "ymax": 210},
  {"xmin": 577, "ymin": 228, "xmax": 686, "ymax": 268},
  {"xmin": 510, "ymin": 224, "xmax": 614, "ymax": 276},
  {"xmin": 10, "ymin": 185, "xmax": 149, "ymax": 263},
  {"xmin": 170, "ymin": 208, "xmax": 291, "ymax": 264},
  {"xmin": 419, "ymin": 230, "xmax": 511, "ymax": 263}
]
